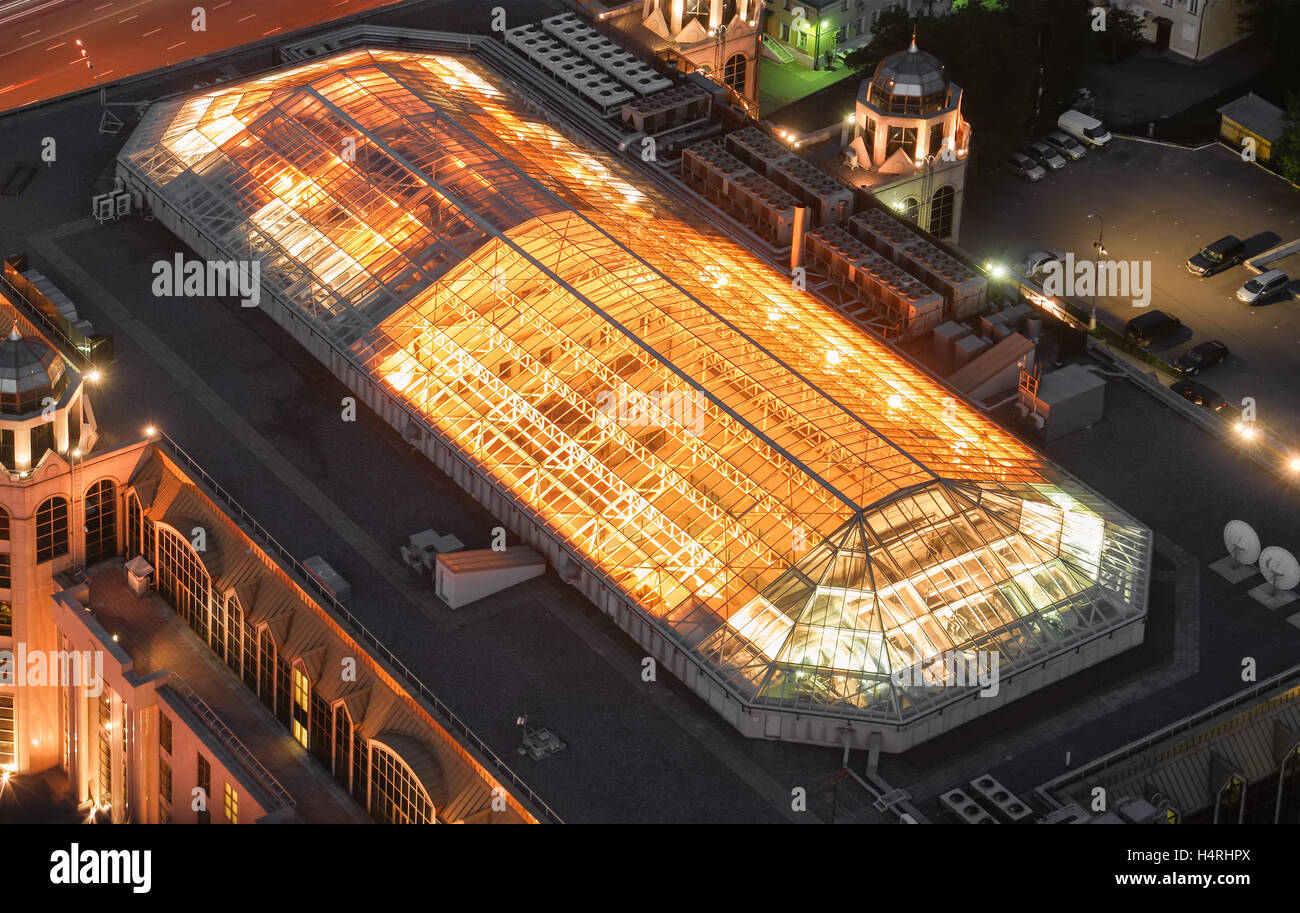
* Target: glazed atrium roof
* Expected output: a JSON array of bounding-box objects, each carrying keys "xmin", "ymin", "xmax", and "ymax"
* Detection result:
[{"xmin": 118, "ymin": 50, "xmax": 1151, "ymax": 723}]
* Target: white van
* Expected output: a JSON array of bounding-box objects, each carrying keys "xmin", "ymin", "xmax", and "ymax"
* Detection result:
[{"xmin": 1057, "ymin": 109, "xmax": 1112, "ymax": 149}]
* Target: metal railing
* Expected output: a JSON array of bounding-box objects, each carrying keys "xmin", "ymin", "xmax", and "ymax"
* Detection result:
[
  {"xmin": 153, "ymin": 432, "xmax": 564, "ymax": 824},
  {"xmin": 1035, "ymin": 663, "xmax": 1300, "ymax": 809},
  {"xmin": 163, "ymin": 673, "xmax": 296, "ymax": 810}
]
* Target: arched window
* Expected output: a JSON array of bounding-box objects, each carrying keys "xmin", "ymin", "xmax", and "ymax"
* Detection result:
[
  {"xmin": 84, "ymin": 479, "xmax": 117, "ymax": 565},
  {"xmin": 929, "ymin": 184, "xmax": 955, "ymax": 239},
  {"xmin": 369, "ymin": 742, "xmax": 434, "ymax": 824},
  {"xmin": 156, "ymin": 526, "xmax": 210, "ymax": 639},
  {"xmin": 901, "ymin": 197, "xmax": 920, "ymax": 221},
  {"xmin": 722, "ymin": 53, "xmax": 748, "ymax": 92},
  {"xmin": 36, "ymin": 496, "xmax": 69, "ymax": 563}
]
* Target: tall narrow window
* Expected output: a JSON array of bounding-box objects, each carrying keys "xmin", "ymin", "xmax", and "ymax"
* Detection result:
[
  {"xmin": 159, "ymin": 757, "xmax": 172, "ymax": 814},
  {"xmin": 0, "ymin": 506, "xmax": 8, "ymax": 542},
  {"xmin": 333, "ymin": 705, "xmax": 352, "ymax": 787},
  {"xmin": 224, "ymin": 782, "xmax": 238, "ymax": 824},
  {"xmin": 0, "ymin": 602, "xmax": 10, "ymax": 636},
  {"xmin": 83, "ymin": 479, "xmax": 118, "ymax": 565},
  {"xmin": 0, "ymin": 694, "xmax": 14, "ymax": 767},
  {"xmin": 36, "ymin": 496, "xmax": 69, "ymax": 563},
  {"xmin": 292, "ymin": 666, "xmax": 310, "ymax": 749},
  {"xmin": 196, "ymin": 755, "xmax": 211, "ymax": 824},
  {"xmin": 929, "ymin": 184, "xmax": 955, "ymax": 239},
  {"xmin": 159, "ymin": 711, "xmax": 172, "ymax": 755}
]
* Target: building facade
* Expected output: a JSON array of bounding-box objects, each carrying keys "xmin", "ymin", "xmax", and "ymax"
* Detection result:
[
  {"xmin": 0, "ymin": 281, "xmax": 536, "ymax": 824},
  {"xmin": 1111, "ymin": 0, "xmax": 1248, "ymax": 61},
  {"xmin": 637, "ymin": 0, "xmax": 764, "ymax": 101}
]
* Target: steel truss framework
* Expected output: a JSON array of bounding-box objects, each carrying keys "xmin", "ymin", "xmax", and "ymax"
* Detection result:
[{"xmin": 119, "ymin": 49, "xmax": 1151, "ymax": 723}]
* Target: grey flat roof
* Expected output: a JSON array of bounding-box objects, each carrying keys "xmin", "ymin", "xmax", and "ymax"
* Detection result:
[{"xmin": 1217, "ymin": 93, "xmax": 1285, "ymax": 142}]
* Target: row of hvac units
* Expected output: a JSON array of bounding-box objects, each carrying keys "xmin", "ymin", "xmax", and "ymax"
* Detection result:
[
  {"xmin": 540, "ymin": 12, "xmax": 672, "ymax": 96},
  {"xmin": 804, "ymin": 223, "xmax": 945, "ymax": 337},
  {"xmin": 621, "ymin": 84, "xmax": 712, "ymax": 136},
  {"xmin": 725, "ymin": 127, "xmax": 854, "ymax": 225},
  {"xmin": 940, "ymin": 775, "xmax": 1036, "ymax": 824},
  {"xmin": 849, "ymin": 209, "xmax": 986, "ymax": 320},
  {"xmin": 682, "ymin": 140, "xmax": 804, "ymax": 247}
]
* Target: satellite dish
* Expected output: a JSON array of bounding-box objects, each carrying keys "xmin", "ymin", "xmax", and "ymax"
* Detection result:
[
  {"xmin": 1258, "ymin": 546, "xmax": 1300, "ymax": 595},
  {"xmin": 1223, "ymin": 521, "xmax": 1261, "ymax": 568}
]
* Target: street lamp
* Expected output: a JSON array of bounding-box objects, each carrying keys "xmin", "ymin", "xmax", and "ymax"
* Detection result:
[{"xmin": 1087, "ymin": 213, "xmax": 1106, "ymax": 329}]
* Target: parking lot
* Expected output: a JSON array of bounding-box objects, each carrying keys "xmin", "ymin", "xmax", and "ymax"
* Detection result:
[{"xmin": 964, "ymin": 137, "xmax": 1300, "ymax": 441}]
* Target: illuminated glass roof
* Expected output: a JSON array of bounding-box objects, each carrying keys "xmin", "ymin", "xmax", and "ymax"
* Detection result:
[{"xmin": 119, "ymin": 50, "xmax": 1151, "ymax": 724}]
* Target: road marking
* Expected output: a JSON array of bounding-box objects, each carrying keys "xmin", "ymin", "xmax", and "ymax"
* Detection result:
[
  {"xmin": 44, "ymin": 42, "xmax": 66, "ymax": 51},
  {"xmin": 166, "ymin": 41, "xmax": 186, "ymax": 50},
  {"xmin": 118, "ymin": 14, "xmax": 137, "ymax": 22},
  {"xmin": 93, "ymin": 2, "xmax": 114, "ymax": 8},
  {"xmin": 213, "ymin": 0, "xmax": 231, "ymax": 7},
  {"xmin": 236, "ymin": 13, "xmax": 256, "ymax": 22},
  {"xmin": 21, "ymin": 30, "xmax": 39, "ymax": 38},
  {"xmin": 142, "ymin": 27, "xmax": 162, "ymax": 37},
  {"xmin": 262, "ymin": 26, "xmax": 281, "ymax": 35}
]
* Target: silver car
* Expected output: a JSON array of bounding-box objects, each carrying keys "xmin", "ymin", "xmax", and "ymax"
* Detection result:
[
  {"xmin": 1025, "ymin": 141, "xmax": 1067, "ymax": 171},
  {"xmin": 1236, "ymin": 269, "xmax": 1290, "ymax": 305},
  {"xmin": 1006, "ymin": 151, "xmax": 1046, "ymax": 182},
  {"xmin": 1043, "ymin": 131, "xmax": 1087, "ymax": 161}
]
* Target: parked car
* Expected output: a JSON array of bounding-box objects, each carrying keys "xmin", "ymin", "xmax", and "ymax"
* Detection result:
[
  {"xmin": 1171, "ymin": 380, "xmax": 1226, "ymax": 411},
  {"xmin": 1057, "ymin": 109, "xmax": 1112, "ymax": 149},
  {"xmin": 1236, "ymin": 268, "xmax": 1290, "ymax": 304},
  {"xmin": 1125, "ymin": 310, "xmax": 1181, "ymax": 346},
  {"xmin": 1005, "ymin": 151, "xmax": 1046, "ymax": 182},
  {"xmin": 1024, "ymin": 141, "xmax": 1067, "ymax": 170},
  {"xmin": 1042, "ymin": 131, "xmax": 1087, "ymax": 160},
  {"xmin": 1174, "ymin": 340, "xmax": 1229, "ymax": 376},
  {"xmin": 1187, "ymin": 235, "xmax": 1246, "ymax": 277},
  {"xmin": 1020, "ymin": 249, "xmax": 1066, "ymax": 278}
]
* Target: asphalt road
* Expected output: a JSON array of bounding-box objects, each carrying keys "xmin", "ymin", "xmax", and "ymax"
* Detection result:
[
  {"xmin": 965, "ymin": 137, "xmax": 1300, "ymax": 442},
  {"xmin": 0, "ymin": 0, "xmax": 556, "ymax": 113}
]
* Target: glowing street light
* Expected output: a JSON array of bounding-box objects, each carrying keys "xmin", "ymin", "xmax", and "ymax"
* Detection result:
[{"xmin": 1235, "ymin": 422, "xmax": 1258, "ymax": 441}]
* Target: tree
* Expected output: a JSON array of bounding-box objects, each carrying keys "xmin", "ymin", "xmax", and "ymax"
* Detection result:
[
  {"xmin": 1275, "ymin": 91, "xmax": 1300, "ymax": 185},
  {"xmin": 1238, "ymin": 0, "xmax": 1300, "ymax": 82}
]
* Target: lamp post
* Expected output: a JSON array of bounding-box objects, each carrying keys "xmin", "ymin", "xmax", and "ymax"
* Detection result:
[{"xmin": 1087, "ymin": 212, "xmax": 1106, "ymax": 330}]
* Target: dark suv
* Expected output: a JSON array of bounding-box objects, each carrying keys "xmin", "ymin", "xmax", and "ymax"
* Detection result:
[
  {"xmin": 1187, "ymin": 235, "xmax": 1246, "ymax": 277},
  {"xmin": 1125, "ymin": 310, "xmax": 1181, "ymax": 346}
]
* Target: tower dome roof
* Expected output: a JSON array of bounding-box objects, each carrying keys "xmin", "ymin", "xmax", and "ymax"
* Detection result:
[
  {"xmin": 863, "ymin": 38, "xmax": 952, "ymax": 115},
  {"xmin": 0, "ymin": 326, "xmax": 66, "ymax": 413}
]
